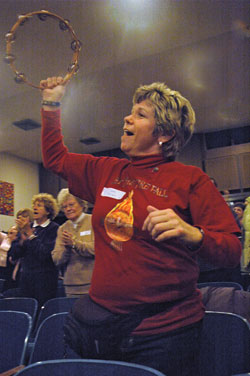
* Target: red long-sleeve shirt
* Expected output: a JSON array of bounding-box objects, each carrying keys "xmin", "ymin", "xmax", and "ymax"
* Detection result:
[{"xmin": 41, "ymin": 109, "xmax": 241, "ymax": 335}]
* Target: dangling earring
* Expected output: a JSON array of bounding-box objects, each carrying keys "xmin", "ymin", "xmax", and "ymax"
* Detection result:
[{"xmin": 159, "ymin": 141, "xmax": 163, "ymax": 147}]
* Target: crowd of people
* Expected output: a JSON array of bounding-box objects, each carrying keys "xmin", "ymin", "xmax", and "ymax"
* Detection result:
[
  {"xmin": 2, "ymin": 190, "xmax": 247, "ymax": 304},
  {"xmin": 0, "ymin": 192, "xmax": 95, "ymax": 307},
  {"xmin": 2, "ymin": 196, "xmax": 248, "ymax": 290}
]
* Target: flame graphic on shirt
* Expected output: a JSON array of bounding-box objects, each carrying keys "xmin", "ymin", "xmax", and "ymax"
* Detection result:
[{"xmin": 104, "ymin": 190, "xmax": 134, "ymax": 242}]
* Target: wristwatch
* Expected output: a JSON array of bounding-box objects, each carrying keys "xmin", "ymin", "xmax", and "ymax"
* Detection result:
[{"xmin": 187, "ymin": 228, "xmax": 204, "ymax": 251}]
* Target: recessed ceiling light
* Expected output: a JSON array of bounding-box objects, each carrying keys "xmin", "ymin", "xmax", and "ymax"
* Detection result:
[
  {"xmin": 12, "ymin": 119, "xmax": 41, "ymax": 131},
  {"xmin": 79, "ymin": 137, "xmax": 101, "ymax": 145}
]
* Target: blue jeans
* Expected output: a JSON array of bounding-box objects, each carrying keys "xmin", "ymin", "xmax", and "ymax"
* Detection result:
[{"xmin": 119, "ymin": 321, "xmax": 203, "ymax": 376}]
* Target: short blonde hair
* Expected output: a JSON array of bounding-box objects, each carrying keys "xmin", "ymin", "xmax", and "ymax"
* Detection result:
[
  {"xmin": 57, "ymin": 188, "xmax": 88, "ymax": 212},
  {"xmin": 32, "ymin": 193, "xmax": 58, "ymax": 219},
  {"xmin": 16, "ymin": 208, "xmax": 33, "ymax": 222},
  {"xmin": 133, "ymin": 82, "xmax": 195, "ymax": 159}
]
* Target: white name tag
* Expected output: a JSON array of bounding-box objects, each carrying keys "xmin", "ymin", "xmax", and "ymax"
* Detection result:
[
  {"xmin": 101, "ymin": 187, "xmax": 126, "ymax": 200},
  {"xmin": 80, "ymin": 230, "xmax": 91, "ymax": 236}
]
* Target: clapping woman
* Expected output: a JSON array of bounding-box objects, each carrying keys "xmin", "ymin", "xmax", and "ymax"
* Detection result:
[
  {"xmin": 52, "ymin": 189, "xmax": 94, "ymax": 297},
  {"xmin": 10, "ymin": 194, "xmax": 59, "ymax": 307}
]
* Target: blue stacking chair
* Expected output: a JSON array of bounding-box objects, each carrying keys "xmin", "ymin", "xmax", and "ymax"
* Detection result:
[
  {"xmin": 28, "ymin": 312, "xmax": 80, "ymax": 364},
  {"xmin": 2, "ymin": 288, "xmax": 24, "ymax": 298},
  {"xmin": 0, "ymin": 298, "xmax": 38, "ymax": 324},
  {"xmin": 32, "ymin": 297, "xmax": 77, "ymax": 337},
  {"xmin": 0, "ymin": 311, "xmax": 32, "ymax": 373},
  {"xmin": 0, "ymin": 279, "xmax": 5, "ymax": 293},
  {"xmin": 199, "ymin": 311, "xmax": 250, "ymax": 376},
  {"xmin": 197, "ymin": 281, "xmax": 244, "ymax": 290},
  {"xmin": 15, "ymin": 359, "xmax": 166, "ymax": 376}
]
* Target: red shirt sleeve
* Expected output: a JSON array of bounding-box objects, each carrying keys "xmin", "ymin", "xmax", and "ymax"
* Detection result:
[{"xmin": 188, "ymin": 168, "xmax": 242, "ymax": 267}]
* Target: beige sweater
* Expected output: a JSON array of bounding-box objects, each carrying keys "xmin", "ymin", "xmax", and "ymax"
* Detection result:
[{"xmin": 52, "ymin": 213, "xmax": 95, "ymax": 296}]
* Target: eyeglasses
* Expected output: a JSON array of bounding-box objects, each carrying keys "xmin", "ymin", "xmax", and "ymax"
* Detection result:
[{"xmin": 62, "ymin": 203, "xmax": 77, "ymax": 210}]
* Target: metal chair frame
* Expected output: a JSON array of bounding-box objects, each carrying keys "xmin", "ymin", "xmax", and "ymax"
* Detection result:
[{"xmin": 15, "ymin": 359, "xmax": 166, "ymax": 376}]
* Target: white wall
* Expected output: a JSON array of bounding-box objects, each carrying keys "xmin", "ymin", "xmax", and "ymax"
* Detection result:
[{"xmin": 0, "ymin": 153, "xmax": 39, "ymax": 232}]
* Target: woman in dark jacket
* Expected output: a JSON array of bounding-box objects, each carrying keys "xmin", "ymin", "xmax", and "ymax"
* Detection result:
[{"xmin": 10, "ymin": 193, "xmax": 59, "ymax": 307}]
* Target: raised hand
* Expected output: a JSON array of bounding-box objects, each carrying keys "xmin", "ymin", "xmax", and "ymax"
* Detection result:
[
  {"xmin": 16, "ymin": 217, "xmax": 33, "ymax": 238},
  {"xmin": 40, "ymin": 76, "xmax": 67, "ymax": 102}
]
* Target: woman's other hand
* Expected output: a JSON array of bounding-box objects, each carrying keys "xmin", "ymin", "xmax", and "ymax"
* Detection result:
[
  {"xmin": 62, "ymin": 230, "xmax": 74, "ymax": 246},
  {"xmin": 142, "ymin": 205, "xmax": 203, "ymax": 248}
]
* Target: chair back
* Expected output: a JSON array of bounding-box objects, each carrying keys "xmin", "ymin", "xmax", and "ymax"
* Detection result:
[
  {"xmin": 0, "ymin": 278, "xmax": 5, "ymax": 292},
  {"xmin": 0, "ymin": 310, "xmax": 32, "ymax": 372},
  {"xmin": 199, "ymin": 311, "xmax": 250, "ymax": 376},
  {"xmin": 16, "ymin": 359, "xmax": 166, "ymax": 376},
  {"xmin": 0, "ymin": 297, "xmax": 38, "ymax": 323},
  {"xmin": 56, "ymin": 279, "xmax": 66, "ymax": 297},
  {"xmin": 197, "ymin": 281, "xmax": 243, "ymax": 290},
  {"xmin": 2, "ymin": 287, "xmax": 24, "ymax": 298},
  {"xmin": 32, "ymin": 297, "xmax": 77, "ymax": 336},
  {"xmin": 28, "ymin": 312, "xmax": 80, "ymax": 364}
]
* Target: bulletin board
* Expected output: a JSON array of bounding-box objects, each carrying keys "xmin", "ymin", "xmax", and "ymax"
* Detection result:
[{"xmin": 0, "ymin": 180, "xmax": 14, "ymax": 216}]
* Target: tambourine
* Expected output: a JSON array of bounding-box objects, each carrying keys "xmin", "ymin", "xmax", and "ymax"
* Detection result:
[{"xmin": 4, "ymin": 10, "xmax": 82, "ymax": 89}]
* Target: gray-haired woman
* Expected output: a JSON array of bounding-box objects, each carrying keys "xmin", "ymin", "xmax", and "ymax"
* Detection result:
[{"xmin": 52, "ymin": 189, "xmax": 95, "ymax": 297}]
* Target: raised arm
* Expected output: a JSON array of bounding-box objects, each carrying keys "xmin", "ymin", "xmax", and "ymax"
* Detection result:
[
  {"xmin": 40, "ymin": 77, "xmax": 102, "ymax": 203},
  {"xmin": 40, "ymin": 76, "xmax": 71, "ymax": 180}
]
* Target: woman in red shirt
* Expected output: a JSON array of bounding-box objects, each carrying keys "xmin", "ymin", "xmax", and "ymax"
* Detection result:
[{"xmin": 39, "ymin": 77, "xmax": 241, "ymax": 376}]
